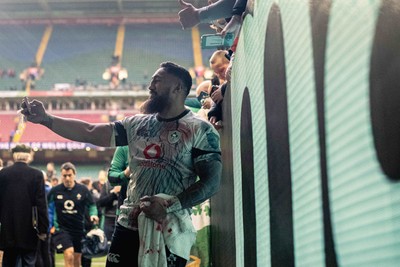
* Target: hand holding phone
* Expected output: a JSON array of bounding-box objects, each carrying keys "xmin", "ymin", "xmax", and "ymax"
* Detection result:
[
  {"xmin": 196, "ymin": 91, "xmax": 209, "ymax": 102},
  {"xmin": 23, "ymin": 96, "xmax": 32, "ymax": 115},
  {"xmin": 201, "ymin": 33, "xmax": 235, "ymax": 49}
]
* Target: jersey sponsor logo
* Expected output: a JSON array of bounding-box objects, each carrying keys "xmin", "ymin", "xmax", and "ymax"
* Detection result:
[
  {"xmin": 107, "ymin": 253, "xmax": 120, "ymax": 263},
  {"xmin": 77, "ymin": 193, "xmax": 81, "ymax": 200},
  {"xmin": 138, "ymin": 161, "xmax": 166, "ymax": 169},
  {"xmin": 57, "ymin": 195, "xmax": 63, "ymax": 199},
  {"xmin": 168, "ymin": 130, "xmax": 181, "ymax": 144},
  {"xmin": 143, "ymin": 144, "xmax": 161, "ymax": 159},
  {"xmin": 63, "ymin": 200, "xmax": 77, "ymax": 214}
]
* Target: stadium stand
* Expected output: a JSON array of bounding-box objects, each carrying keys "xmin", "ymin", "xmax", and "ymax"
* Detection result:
[
  {"xmin": 0, "ymin": 25, "xmax": 45, "ymax": 91},
  {"xmin": 123, "ymin": 24, "xmax": 194, "ymax": 86},
  {"xmin": 0, "ymin": 23, "xmax": 215, "ymax": 91},
  {"xmin": 35, "ymin": 25, "xmax": 117, "ymax": 90}
]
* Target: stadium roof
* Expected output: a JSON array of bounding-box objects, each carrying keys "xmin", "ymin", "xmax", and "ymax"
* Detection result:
[{"xmin": 0, "ymin": 0, "xmax": 209, "ymax": 21}]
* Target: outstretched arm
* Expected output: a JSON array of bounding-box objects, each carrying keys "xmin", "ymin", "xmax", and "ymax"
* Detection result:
[
  {"xmin": 21, "ymin": 99, "xmax": 113, "ymax": 147},
  {"xmin": 178, "ymin": 0, "xmax": 236, "ymax": 29}
]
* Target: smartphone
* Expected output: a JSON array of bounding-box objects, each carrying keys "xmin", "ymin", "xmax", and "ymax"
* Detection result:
[
  {"xmin": 201, "ymin": 33, "xmax": 235, "ymax": 49},
  {"xmin": 197, "ymin": 91, "xmax": 209, "ymax": 102},
  {"xmin": 23, "ymin": 96, "xmax": 32, "ymax": 114}
]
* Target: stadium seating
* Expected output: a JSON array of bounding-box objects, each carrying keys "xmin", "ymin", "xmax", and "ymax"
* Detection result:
[
  {"xmin": 35, "ymin": 25, "xmax": 117, "ymax": 90},
  {"xmin": 0, "ymin": 23, "xmax": 216, "ymax": 91},
  {"xmin": 0, "ymin": 25, "xmax": 45, "ymax": 91},
  {"xmin": 123, "ymin": 24, "xmax": 194, "ymax": 85}
]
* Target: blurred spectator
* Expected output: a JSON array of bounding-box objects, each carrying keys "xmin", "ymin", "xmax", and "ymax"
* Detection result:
[
  {"xmin": 50, "ymin": 177, "xmax": 59, "ymax": 187},
  {"xmin": 0, "ymin": 68, "xmax": 16, "ymax": 78},
  {"xmin": 20, "ymin": 62, "xmax": 44, "ymax": 90},
  {"xmin": 0, "ymin": 144, "xmax": 48, "ymax": 267},
  {"xmin": 209, "ymin": 50, "xmax": 230, "ymax": 85},
  {"xmin": 195, "ymin": 80, "xmax": 213, "ymax": 120},
  {"xmin": 102, "ymin": 55, "xmax": 128, "ymax": 89},
  {"xmin": 207, "ymin": 50, "xmax": 230, "ymax": 128},
  {"xmin": 107, "ymin": 146, "xmax": 129, "ymax": 217},
  {"xmin": 97, "ymin": 181, "xmax": 121, "ymax": 241},
  {"xmin": 80, "ymin": 178, "xmax": 100, "ymax": 202},
  {"xmin": 46, "ymin": 162, "xmax": 57, "ymax": 181},
  {"xmin": 7, "ymin": 68, "xmax": 16, "ymax": 78},
  {"xmin": 79, "ymin": 178, "xmax": 98, "ymax": 267},
  {"xmin": 92, "ymin": 170, "xmax": 107, "ymax": 197}
]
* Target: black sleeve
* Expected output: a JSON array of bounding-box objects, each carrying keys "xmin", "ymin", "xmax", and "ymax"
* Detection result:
[
  {"xmin": 232, "ymin": 0, "xmax": 248, "ymax": 16},
  {"xmin": 114, "ymin": 121, "xmax": 128, "ymax": 146},
  {"xmin": 36, "ymin": 172, "xmax": 49, "ymax": 234},
  {"xmin": 97, "ymin": 182, "xmax": 117, "ymax": 208}
]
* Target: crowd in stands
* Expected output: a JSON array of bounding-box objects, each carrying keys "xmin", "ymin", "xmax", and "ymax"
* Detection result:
[
  {"xmin": 180, "ymin": 0, "xmax": 248, "ymax": 129},
  {"xmin": 20, "ymin": 62, "xmax": 45, "ymax": 90},
  {"xmin": 102, "ymin": 55, "xmax": 129, "ymax": 90},
  {"xmin": 0, "ymin": 68, "xmax": 16, "ymax": 78}
]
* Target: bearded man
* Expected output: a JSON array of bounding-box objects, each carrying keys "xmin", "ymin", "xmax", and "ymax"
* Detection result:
[{"xmin": 20, "ymin": 62, "xmax": 222, "ymax": 267}]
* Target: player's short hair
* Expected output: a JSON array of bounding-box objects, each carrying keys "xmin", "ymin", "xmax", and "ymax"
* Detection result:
[
  {"xmin": 61, "ymin": 162, "xmax": 76, "ymax": 174},
  {"xmin": 160, "ymin": 61, "xmax": 192, "ymax": 96}
]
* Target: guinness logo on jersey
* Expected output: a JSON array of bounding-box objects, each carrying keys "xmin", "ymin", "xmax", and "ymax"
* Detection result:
[
  {"xmin": 77, "ymin": 194, "xmax": 82, "ymax": 200},
  {"xmin": 57, "ymin": 195, "xmax": 63, "ymax": 199},
  {"xmin": 168, "ymin": 131, "xmax": 181, "ymax": 144}
]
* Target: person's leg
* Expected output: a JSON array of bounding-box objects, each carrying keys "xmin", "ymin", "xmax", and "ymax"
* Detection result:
[
  {"xmin": 19, "ymin": 249, "xmax": 37, "ymax": 267},
  {"xmin": 35, "ymin": 237, "xmax": 51, "ymax": 267},
  {"xmin": 48, "ymin": 236, "xmax": 55, "ymax": 267},
  {"xmin": 103, "ymin": 217, "xmax": 116, "ymax": 242},
  {"xmin": 62, "ymin": 247, "xmax": 74, "ymax": 267},
  {"xmin": 106, "ymin": 223, "xmax": 139, "ymax": 267},
  {"xmin": 52, "ymin": 231, "xmax": 74, "ymax": 267},
  {"xmin": 42, "ymin": 236, "xmax": 52, "ymax": 267},
  {"xmin": 165, "ymin": 247, "xmax": 187, "ymax": 267},
  {"xmin": 80, "ymin": 256, "xmax": 91, "ymax": 267},
  {"xmin": 70, "ymin": 232, "xmax": 84, "ymax": 267},
  {"xmin": 2, "ymin": 248, "xmax": 18, "ymax": 267},
  {"xmin": 72, "ymin": 253, "xmax": 81, "ymax": 267},
  {"xmin": 35, "ymin": 240, "xmax": 44, "ymax": 267}
]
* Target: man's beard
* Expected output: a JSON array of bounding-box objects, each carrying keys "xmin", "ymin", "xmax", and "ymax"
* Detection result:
[{"xmin": 142, "ymin": 94, "xmax": 169, "ymax": 114}]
